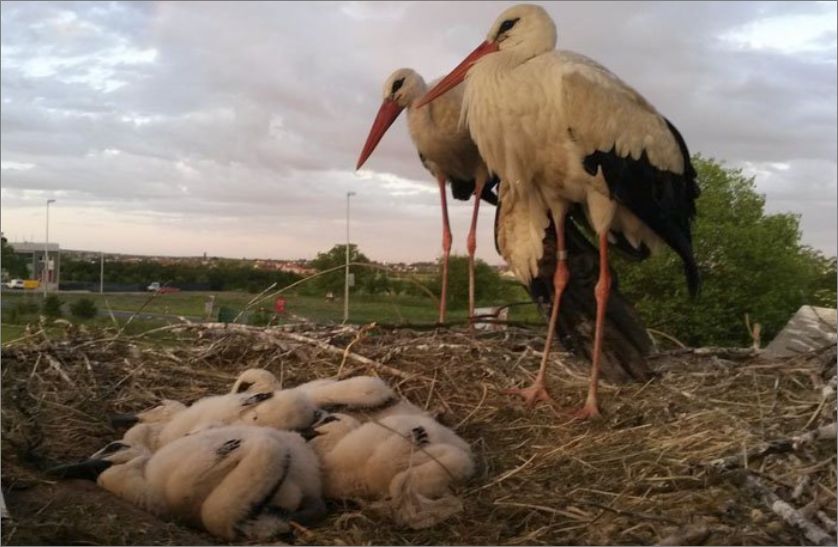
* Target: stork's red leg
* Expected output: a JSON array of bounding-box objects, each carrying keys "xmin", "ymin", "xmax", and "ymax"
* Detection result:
[
  {"xmin": 574, "ymin": 231, "xmax": 610, "ymax": 419},
  {"xmin": 437, "ymin": 174, "xmax": 452, "ymax": 325},
  {"xmin": 466, "ymin": 176, "xmax": 487, "ymax": 324},
  {"xmin": 506, "ymin": 210, "xmax": 569, "ymax": 407}
]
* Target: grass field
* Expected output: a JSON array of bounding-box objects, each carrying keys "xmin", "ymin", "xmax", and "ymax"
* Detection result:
[{"xmin": 1, "ymin": 287, "xmax": 543, "ymax": 344}]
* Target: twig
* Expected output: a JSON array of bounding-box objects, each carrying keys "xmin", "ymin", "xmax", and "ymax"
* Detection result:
[
  {"xmin": 708, "ymin": 423, "xmax": 837, "ymax": 471},
  {"xmin": 336, "ymin": 323, "xmax": 377, "ymax": 378},
  {"xmin": 743, "ymin": 473, "xmax": 833, "ymax": 545},
  {"xmin": 231, "ymin": 282, "xmax": 278, "ymax": 324},
  {"xmin": 577, "ymin": 501, "xmax": 678, "ymax": 524},
  {"xmin": 656, "ymin": 525, "xmax": 710, "ymax": 546},
  {"xmin": 44, "ymin": 354, "xmax": 75, "ymax": 387},
  {"xmin": 454, "ymin": 383, "xmax": 489, "ymax": 431},
  {"xmin": 647, "ymin": 328, "xmax": 687, "ymax": 349},
  {"xmin": 466, "ymin": 453, "xmax": 538, "ymax": 495},
  {"xmin": 275, "ymin": 330, "xmax": 412, "ymax": 380}
]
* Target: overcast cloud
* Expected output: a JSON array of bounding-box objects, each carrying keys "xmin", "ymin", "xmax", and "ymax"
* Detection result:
[{"xmin": 1, "ymin": 1, "xmax": 836, "ymax": 263}]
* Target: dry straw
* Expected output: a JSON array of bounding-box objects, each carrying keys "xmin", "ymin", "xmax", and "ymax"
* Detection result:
[{"xmin": 2, "ymin": 321, "xmax": 835, "ymax": 545}]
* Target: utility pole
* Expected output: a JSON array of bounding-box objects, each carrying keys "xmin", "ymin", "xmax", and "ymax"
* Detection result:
[
  {"xmin": 43, "ymin": 199, "xmax": 55, "ymax": 296},
  {"xmin": 343, "ymin": 191, "xmax": 356, "ymax": 323},
  {"xmin": 100, "ymin": 252, "xmax": 104, "ymax": 294}
]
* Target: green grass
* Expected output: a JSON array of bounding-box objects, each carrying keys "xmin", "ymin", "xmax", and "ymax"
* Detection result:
[{"xmin": 1, "ymin": 286, "xmax": 545, "ymax": 346}]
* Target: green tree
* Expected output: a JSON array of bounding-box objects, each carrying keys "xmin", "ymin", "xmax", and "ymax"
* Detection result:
[
  {"xmin": 308, "ymin": 244, "xmax": 373, "ymax": 295},
  {"xmin": 435, "ymin": 255, "xmax": 506, "ymax": 308},
  {"xmin": 1, "ymin": 236, "xmax": 30, "ymax": 279},
  {"xmin": 70, "ymin": 297, "xmax": 98, "ymax": 320},
  {"xmin": 615, "ymin": 156, "xmax": 837, "ymax": 347},
  {"xmin": 42, "ymin": 294, "xmax": 63, "ymax": 320}
]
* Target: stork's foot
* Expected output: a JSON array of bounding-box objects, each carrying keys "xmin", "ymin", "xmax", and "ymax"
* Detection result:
[
  {"xmin": 505, "ymin": 380, "xmax": 554, "ymax": 408},
  {"xmin": 572, "ymin": 401, "xmax": 601, "ymax": 420}
]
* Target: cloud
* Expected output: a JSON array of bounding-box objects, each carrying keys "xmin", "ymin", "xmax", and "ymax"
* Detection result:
[{"xmin": 1, "ymin": 1, "xmax": 835, "ymax": 262}]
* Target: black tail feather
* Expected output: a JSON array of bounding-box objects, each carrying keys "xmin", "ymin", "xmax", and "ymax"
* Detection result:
[{"xmin": 530, "ymin": 214, "xmax": 653, "ymax": 383}]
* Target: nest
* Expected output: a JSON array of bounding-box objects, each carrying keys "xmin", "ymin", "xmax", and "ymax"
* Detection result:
[{"xmin": 1, "ymin": 321, "xmax": 836, "ymax": 546}]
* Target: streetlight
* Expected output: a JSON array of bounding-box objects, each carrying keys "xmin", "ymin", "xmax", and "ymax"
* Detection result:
[
  {"xmin": 344, "ymin": 191, "xmax": 356, "ymax": 323},
  {"xmin": 43, "ymin": 199, "xmax": 56, "ymax": 296}
]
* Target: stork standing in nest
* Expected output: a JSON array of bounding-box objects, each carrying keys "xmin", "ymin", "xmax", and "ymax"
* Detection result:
[
  {"xmin": 419, "ymin": 4, "xmax": 699, "ymax": 418},
  {"xmin": 357, "ymin": 68, "xmax": 653, "ymax": 384},
  {"xmin": 357, "ymin": 68, "xmax": 497, "ymax": 323}
]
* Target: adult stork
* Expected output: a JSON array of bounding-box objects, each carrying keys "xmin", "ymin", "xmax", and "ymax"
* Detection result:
[
  {"xmin": 356, "ymin": 68, "xmax": 497, "ymax": 322},
  {"xmin": 358, "ymin": 67, "xmax": 653, "ymax": 384},
  {"xmin": 418, "ymin": 4, "xmax": 699, "ymax": 418}
]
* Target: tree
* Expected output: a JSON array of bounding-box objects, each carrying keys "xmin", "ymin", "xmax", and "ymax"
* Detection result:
[
  {"xmin": 434, "ymin": 255, "xmax": 506, "ymax": 308},
  {"xmin": 614, "ymin": 156, "xmax": 837, "ymax": 347},
  {"xmin": 1, "ymin": 236, "xmax": 30, "ymax": 279},
  {"xmin": 308, "ymin": 244, "xmax": 374, "ymax": 295},
  {"xmin": 70, "ymin": 298, "xmax": 98, "ymax": 319},
  {"xmin": 42, "ymin": 294, "xmax": 63, "ymax": 320}
]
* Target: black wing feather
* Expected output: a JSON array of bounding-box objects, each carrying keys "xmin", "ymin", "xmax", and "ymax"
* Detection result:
[{"xmin": 582, "ymin": 118, "xmax": 700, "ymax": 296}]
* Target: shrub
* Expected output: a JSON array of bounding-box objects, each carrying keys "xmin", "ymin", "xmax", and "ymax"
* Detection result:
[
  {"xmin": 70, "ymin": 298, "xmax": 98, "ymax": 320},
  {"xmin": 42, "ymin": 295, "xmax": 64, "ymax": 319}
]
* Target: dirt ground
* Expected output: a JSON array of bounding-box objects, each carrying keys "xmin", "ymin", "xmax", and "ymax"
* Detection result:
[{"xmin": 1, "ymin": 322, "xmax": 836, "ymax": 545}]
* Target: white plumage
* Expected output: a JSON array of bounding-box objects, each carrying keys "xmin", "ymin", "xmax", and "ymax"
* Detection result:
[
  {"xmin": 230, "ymin": 368, "xmax": 280, "ymax": 394},
  {"xmin": 357, "ymin": 69, "xmax": 493, "ymax": 322},
  {"xmin": 230, "ymin": 370, "xmax": 427, "ymax": 420},
  {"xmin": 117, "ymin": 399, "xmax": 186, "ymax": 452},
  {"xmin": 49, "ymin": 426, "xmax": 325, "ymax": 541},
  {"xmin": 419, "ymin": 4, "xmax": 699, "ymax": 416},
  {"xmin": 308, "ymin": 412, "xmax": 474, "ymax": 529},
  {"xmin": 157, "ymin": 389, "xmax": 318, "ymax": 447}
]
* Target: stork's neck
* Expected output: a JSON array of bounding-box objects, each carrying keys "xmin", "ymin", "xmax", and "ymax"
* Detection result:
[
  {"xmin": 405, "ymin": 80, "xmax": 429, "ymax": 111},
  {"xmin": 99, "ymin": 456, "xmax": 164, "ymax": 513}
]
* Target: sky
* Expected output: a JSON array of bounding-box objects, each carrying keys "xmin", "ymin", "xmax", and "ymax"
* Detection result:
[{"xmin": 1, "ymin": 1, "xmax": 836, "ymax": 264}]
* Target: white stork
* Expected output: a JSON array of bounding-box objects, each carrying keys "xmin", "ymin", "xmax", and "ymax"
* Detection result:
[
  {"xmin": 418, "ymin": 4, "xmax": 700, "ymax": 418},
  {"xmin": 356, "ymin": 69, "xmax": 497, "ymax": 322}
]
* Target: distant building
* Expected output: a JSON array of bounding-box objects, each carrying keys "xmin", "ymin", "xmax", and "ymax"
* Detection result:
[{"xmin": 9, "ymin": 242, "xmax": 61, "ymax": 290}]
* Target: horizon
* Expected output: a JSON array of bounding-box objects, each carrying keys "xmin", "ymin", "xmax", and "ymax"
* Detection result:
[{"xmin": 2, "ymin": 1, "xmax": 836, "ymax": 262}]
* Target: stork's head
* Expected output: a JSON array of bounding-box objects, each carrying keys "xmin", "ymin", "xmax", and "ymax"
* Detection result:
[
  {"xmin": 231, "ymin": 368, "xmax": 280, "ymax": 394},
  {"xmin": 304, "ymin": 412, "xmax": 361, "ymax": 455},
  {"xmin": 416, "ymin": 4, "xmax": 557, "ymax": 108},
  {"xmin": 356, "ymin": 68, "xmax": 425, "ymax": 170},
  {"xmin": 109, "ymin": 399, "xmax": 186, "ymax": 429},
  {"xmin": 383, "ymin": 68, "xmax": 425, "ymax": 108},
  {"xmin": 240, "ymin": 389, "xmax": 321, "ymax": 432},
  {"xmin": 138, "ymin": 399, "xmax": 186, "ymax": 422},
  {"xmin": 46, "ymin": 441, "xmax": 149, "ymax": 481}
]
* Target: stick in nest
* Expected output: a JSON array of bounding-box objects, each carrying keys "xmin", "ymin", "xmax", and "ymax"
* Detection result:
[
  {"xmin": 743, "ymin": 472, "xmax": 834, "ymax": 546},
  {"xmin": 707, "ymin": 422, "xmax": 837, "ymax": 471}
]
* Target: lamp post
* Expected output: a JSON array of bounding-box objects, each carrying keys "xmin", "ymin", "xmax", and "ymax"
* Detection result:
[
  {"xmin": 343, "ymin": 191, "xmax": 356, "ymax": 323},
  {"xmin": 100, "ymin": 252, "xmax": 105, "ymax": 294},
  {"xmin": 43, "ymin": 199, "xmax": 56, "ymax": 296}
]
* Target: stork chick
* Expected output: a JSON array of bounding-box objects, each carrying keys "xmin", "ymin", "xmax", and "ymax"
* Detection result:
[
  {"xmin": 230, "ymin": 368, "xmax": 280, "ymax": 394},
  {"xmin": 357, "ymin": 68, "xmax": 498, "ymax": 323},
  {"xmin": 295, "ymin": 375, "xmax": 427, "ymax": 419},
  {"xmin": 157, "ymin": 390, "xmax": 318, "ymax": 447},
  {"xmin": 111, "ymin": 399, "xmax": 187, "ymax": 452},
  {"xmin": 232, "ymin": 372, "xmax": 428, "ymax": 420},
  {"xmin": 307, "ymin": 413, "xmax": 474, "ymax": 529},
  {"xmin": 48, "ymin": 426, "xmax": 325, "ymax": 541}
]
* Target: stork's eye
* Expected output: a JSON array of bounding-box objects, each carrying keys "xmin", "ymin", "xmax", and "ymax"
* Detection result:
[
  {"xmin": 497, "ymin": 17, "xmax": 519, "ymax": 36},
  {"xmin": 391, "ymin": 78, "xmax": 405, "ymax": 94}
]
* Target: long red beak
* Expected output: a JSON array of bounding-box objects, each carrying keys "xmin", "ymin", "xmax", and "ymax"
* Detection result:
[
  {"xmin": 356, "ymin": 99, "xmax": 405, "ymax": 170},
  {"xmin": 415, "ymin": 41, "xmax": 500, "ymax": 109}
]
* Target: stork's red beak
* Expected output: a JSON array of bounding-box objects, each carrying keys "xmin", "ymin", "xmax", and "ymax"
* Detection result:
[
  {"xmin": 356, "ymin": 99, "xmax": 405, "ymax": 170},
  {"xmin": 415, "ymin": 40, "xmax": 500, "ymax": 108}
]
